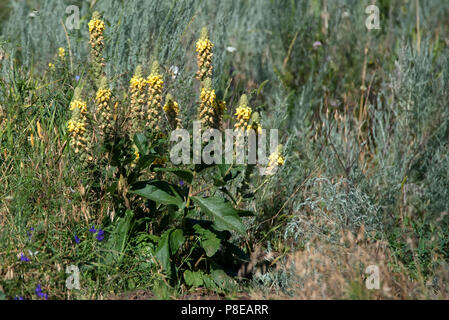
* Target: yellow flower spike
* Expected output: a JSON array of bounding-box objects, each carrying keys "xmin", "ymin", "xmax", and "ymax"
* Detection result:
[
  {"xmin": 163, "ymin": 93, "xmax": 182, "ymax": 130},
  {"xmin": 58, "ymin": 47, "xmax": 65, "ymax": 59},
  {"xmin": 266, "ymin": 145, "xmax": 285, "ymax": 175},
  {"xmin": 70, "ymin": 100, "xmax": 88, "ymax": 114},
  {"xmin": 146, "ymin": 61, "xmax": 165, "ymax": 132},
  {"xmin": 195, "ymin": 28, "xmax": 213, "ymax": 81},
  {"xmin": 129, "ymin": 65, "xmax": 147, "ymax": 136},
  {"xmin": 89, "ymin": 11, "xmax": 105, "ymax": 81}
]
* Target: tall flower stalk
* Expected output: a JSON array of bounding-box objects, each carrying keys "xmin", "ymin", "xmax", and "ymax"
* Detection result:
[
  {"xmin": 88, "ymin": 12, "xmax": 106, "ymax": 86},
  {"xmin": 95, "ymin": 76, "xmax": 114, "ymax": 142},
  {"xmin": 68, "ymin": 88, "xmax": 92, "ymax": 163},
  {"xmin": 198, "ymin": 78, "xmax": 226, "ymax": 130},
  {"xmin": 128, "ymin": 65, "xmax": 147, "ymax": 137},
  {"xmin": 146, "ymin": 61, "xmax": 165, "ymax": 133},
  {"xmin": 163, "ymin": 93, "xmax": 182, "ymax": 130},
  {"xmin": 195, "ymin": 28, "xmax": 213, "ymax": 81}
]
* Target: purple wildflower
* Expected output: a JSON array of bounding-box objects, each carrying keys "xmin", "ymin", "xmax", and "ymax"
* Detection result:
[
  {"xmin": 14, "ymin": 296, "xmax": 24, "ymax": 300},
  {"xmin": 75, "ymin": 75, "xmax": 80, "ymax": 81},
  {"xmin": 20, "ymin": 253, "xmax": 30, "ymax": 262},
  {"xmin": 27, "ymin": 227, "xmax": 34, "ymax": 240},
  {"xmin": 89, "ymin": 226, "xmax": 96, "ymax": 233},
  {"xmin": 313, "ymin": 41, "xmax": 322, "ymax": 48},
  {"xmin": 179, "ymin": 180, "xmax": 185, "ymax": 187},
  {"xmin": 35, "ymin": 284, "xmax": 48, "ymax": 300},
  {"xmin": 74, "ymin": 234, "xmax": 80, "ymax": 244},
  {"xmin": 96, "ymin": 229, "xmax": 104, "ymax": 242}
]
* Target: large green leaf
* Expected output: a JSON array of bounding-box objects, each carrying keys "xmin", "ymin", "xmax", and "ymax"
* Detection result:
[
  {"xmin": 133, "ymin": 133, "xmax": 148, "ymax": 154},
  {"xmin": 155, "ymin": 228, "xmax": 185, "ymax": 274},
  {"xmin": 154, "ymin": 167, "xmax": 193, "ymax": 184},
  {"xmin": 155, "ymin": 230, "xmax": 171, "ymax": 272},
  {"xmin": 169, "ymin": 228, "xmax": 185, "ymax": 255},
  {"xmin": 130, "ymin": 181, "xmax": 183, "ymax": 207},
  {"xmin": 193, "ymin": 224, "xmax": 221, "ymax": 257},
  {"xmin": 183, "ymin": 270, "xmax": 204, "ymax": 287},
  {"xmin": 191, "ymin": 196, "xmax": 246, "ymax": 236}
]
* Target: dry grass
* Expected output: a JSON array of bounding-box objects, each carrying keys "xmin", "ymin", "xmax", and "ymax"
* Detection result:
[{"xmin": 252, "ymin": 227, "xmax": 449, "ymax": 300}]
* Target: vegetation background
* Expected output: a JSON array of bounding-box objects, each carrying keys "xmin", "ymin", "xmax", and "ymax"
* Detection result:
[{"xmin": 0, "ymin": 0, "xmax": 448, "ymax": 299}]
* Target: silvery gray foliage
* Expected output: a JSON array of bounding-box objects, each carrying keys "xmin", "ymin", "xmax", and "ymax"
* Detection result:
[{"xmin": 284, "ymin": 177, "xmax": 381, "ymax": 244}]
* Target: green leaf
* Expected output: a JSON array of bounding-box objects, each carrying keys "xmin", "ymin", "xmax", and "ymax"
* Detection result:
[
  {"xmin": 133, "ymin": 133, "xmax": 148, "ymax": 154},
  {"xmin": 154, "ymin": 167, "xmax": 193, "ymax": 184},
  {"xmin": 257, "ymin": 80, "xmax": 269, "ymax": 96},
  {"xmin": 191, "ymin": 196, "xmax": 246, "ymax": 236},
  {"xmin": 184, "ymin": 270, "xmax": 204, "ymax": 287},
  {"xmin": 169, "ymin": 228, "xmax": 185, "ymax": 255},
  {"xmin": 211, "ymin": 269, "xmax": 234, "ymax": 288},
  {"xmin": 130, "ymin": 181, "xmax": 183, "ymax": 207},
  {"xmin": 193, "ymin": 224, "xmax": 221, "ymax": 257},
  {"xmin": 105, "ymin": 209, "xmax": 134, "ymax": 265},
  {"xmin": 155, "ymin": 229, "xmax": 171, "ymax": 272}
]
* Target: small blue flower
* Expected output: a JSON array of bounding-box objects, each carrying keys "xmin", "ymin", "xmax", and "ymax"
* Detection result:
[
  {"xmin": 89, "ymin": 226, "xmax": 97, "ymax": 233},
  {"xmin": 74, "ymin": 234, "xmax": 80, "ymax": 244},
  {"xmin": 14, "ymin": 296, "xmax": 24, "ymax": 300},
  {"xmin": 75, "ymin": 75, "xmax": 80, "ymax": 81},
  {"xmin": 96, "ymin": 229, "xmax": 104, "ymax": 241},
  {"xmin": 20, "ymin": 253, "xmax": 30, "ymax": 262},
  {"xmin": 35, "ymin": 284, "xmax": 48, "ymax": 300},
  {"xmin": 179, "ymin": 180, "xmax": 185, "ymax": 187}
]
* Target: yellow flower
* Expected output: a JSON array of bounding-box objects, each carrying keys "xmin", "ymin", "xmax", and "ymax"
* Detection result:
[
  {"xmin": 96, "ymin": 88, "xmax": 112, "ymax": 103},
  {"xmin": 70, "ymin": 100, "xmax": 88, "ymax": 114},
  {"xmin": 195, "ymin": 28, "xmax": 213, "ymax": 81},
  {"xmin": 58, "ymin": 47, "xmax": 65, "ymax": 59},
  {"xmin": 67, "ymin": 119, "xmax": 86, "ymax": 134},
  {"xmin": 130, "ymin": 76, "xmax": 146, "ymax": 91},
  {"xmin": 48, "ymin": 63, "xmax": 55, "ymax": 70},
  {"xmin": 134, "ymin": 150, "xmax": 140, "ymax": 161},
  {"xmin": 195, "ymin": 38, "xmax": 214, "ymax": 53},
  {"xmin": 88, "ymin": 19, "xmax": 105, "ymax": 34},
  {"xmin": 147, "ymin": 75, "xmax": 164, "ymax": 90}
]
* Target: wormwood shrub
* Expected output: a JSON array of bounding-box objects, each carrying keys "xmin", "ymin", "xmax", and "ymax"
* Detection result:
[{"xmin": 64, "ymin": 13, "xmax": 279, "ymax": 291}]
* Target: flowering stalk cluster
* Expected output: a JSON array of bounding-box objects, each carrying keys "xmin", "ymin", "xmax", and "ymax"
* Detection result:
[
  {"xmin": 195, "ymin": 28, "xmax": 213, "ymax": 81},
  {"xmin": 129, "ymin": 65, "xmax": 147, "ymax": 137},
  {"xmin": 265, "ymin": 145, "xmax": 285, "ymax": 175},
  {"xmin": 198, "ymin": 78, "xmax": 226, "ymax": 129},
  {"xmin": 146, "ymin": 61, "xmax": 165, "ymax": 132},
  {"xmin": 95, "ymin": 77, "xmax": 114, "ymax": 141},
  {"xmin": 234, "ymin": 94, "xmax": 262, "ymax": 134},
  {"xmin": 88, "ymin": 11, "xmax": 106, "ymax": 84},
  {"xmin": 163, "ymin": 93, "xmax": 182, "ymax": 130},
  {"xmin": 67, "ymin": 88, "xmax": 92, "ymax": 163}
]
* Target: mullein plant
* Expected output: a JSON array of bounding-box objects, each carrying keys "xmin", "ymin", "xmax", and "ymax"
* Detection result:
[
  {"xmin": 163, "ymin": 93, "xmax": 182, "ymax": 130},
  {"xmin": 234, "ymin": 94, "xmax": 264, "ymax": 200},
  {"xmin": 198, "ymin": 78, "xmax": 226, "ymax": 130},
  {"xmin": 95, "ymin": 76, "xmax": 114, "ymax": 142},
  {"xmin": 67, "ymin": 88, "xmax": 92, "ymax": 163},
  {"xmin": 128, "ymin": 65, "xmax": 147, "ymax": 138},
  {"xmin": 88, "ymin": 11, "xmax": 106, "ymax": 86},
  {"xmin": 146, "ymin": 61, "xmax": 165, "ymax": 134},
  {"xmin": 195, "ymin": 27, "xmax": 213, "ymax": 81}
]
